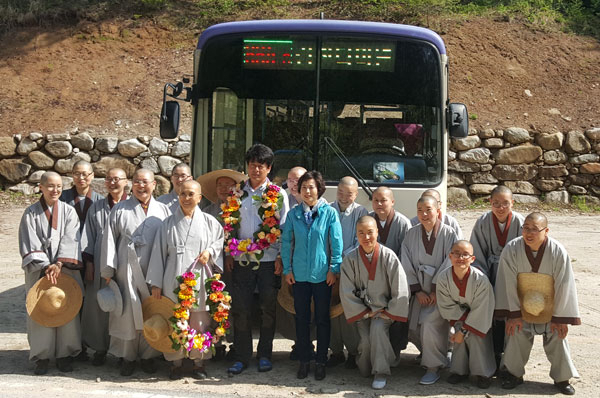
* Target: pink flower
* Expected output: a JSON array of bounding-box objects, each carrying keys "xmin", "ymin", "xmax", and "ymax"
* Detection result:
[
  {"xmin": 182, "ymin": 271, "xmax": 195, "ymax": 280},
  {"xmin": 268, "ymin": 185, "xmax": 281, "ymax": 193},
  {"xmin": 224, "ymin": 224, "xmax": 234, "ymax": 232},
  {"xmin": 211, "ymin": 280, "xmax": 225, "ymax": 292}
]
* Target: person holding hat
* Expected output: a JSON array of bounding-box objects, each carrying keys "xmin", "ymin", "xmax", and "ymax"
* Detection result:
[
  {"xmin": 281, "ymin": 170, "xmax": 343, "ymax": 381},
  {"xmin": 100, "ymin": 169, "xmax": 171, "ymax": 376},
  {"xmin": 401, "ymin": 195, "xmax": 458, "ymax": 385},
  {"xmin": 436, "ymin": 240, "xmax": 496, "ymax": 389},
  {"xmin": 197, "ymin": 169, "xmax": 247, "ymax": 223},
  {"xmin": 157, "ymin": 163, "xmax": 192, "ymax": 212},
  {"xmin": 147, "ymin": 180, "xmax": 224, "ymax": 380},
  {"xmin": 80, "ymin": 168, "xmax": 129, "ymax": 366},
  {"xmin": 340, "ymin": 215, "xmax": 409, "ymax": 390},
  {"xmin": 495, "ymin": 212, "xmax": 580, "ymax": 395},
  {"xmin": 19, "ymin": 171, "xmax": 83, "ymax": 375}
]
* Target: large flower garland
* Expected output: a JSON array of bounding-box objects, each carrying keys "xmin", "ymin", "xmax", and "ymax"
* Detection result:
[
  {"xmin": 169, "ymin": 271, "xmax": 231, "ymax": 355},
  {"xmin": 221, "ymin": 182, "xmax": 284, "ymax": 266}
]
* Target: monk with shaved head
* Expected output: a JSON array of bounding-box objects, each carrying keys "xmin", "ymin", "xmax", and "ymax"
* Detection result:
[
  {"xmin": 369, "ymin": 187, "xmax": 411, "ymax": 258},
  {"xmin": 495, "ymin": 212, "xmax": 580, "ymax": 395},
  {"xmin": 410, "ymin": 188, "xmax": 463, "ymax": 239},
  {"xmin": 60, "ymin": 160, "xmax": 103, "ymax": 236},
  {"xmin": 286, "ymin": 166, "xmax": 307, "ymax": 208}
]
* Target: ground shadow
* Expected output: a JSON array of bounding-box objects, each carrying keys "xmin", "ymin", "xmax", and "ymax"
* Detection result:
[{"xmin": 0, "ymin": 284, "xmax": 27, "ymax": 333}]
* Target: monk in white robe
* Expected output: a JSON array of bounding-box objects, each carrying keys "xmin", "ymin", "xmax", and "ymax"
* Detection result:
[
  {"xmin": 436, "ymin": 240, "xmax": 496, "ymax": 388},
  {"xmin": 401, "ymin": 195, "xmax": 458, "ymax": 385},
  {"xmin": 495, "ymin": 212, "xmax": 580, "ymax": 395},
  {"xmin": 157, "ymin": 163, "xmax": 192, "ymax": 211},
  {"xmin": 409, "ymin": 189, "xmax": 463, "ymax": 239},
  {"xmin": 80, "ymin": 168, "xmax": 128, "ymax": 366},
  {"xmin": 340, "ymin": 216, "xmax": 409, "ymax": 390},
  {"xmin": 19, "ymin": 171, "xmax": 83, "ymax": 374},
  {"xmin": 60, "ymin": 160, "xmax": 103, "ymax": 233},
  {"xmin": 469, "ymin": 185, "xmax": 524, "ymax": 366},
  {"xmin": 100, "ymin": 169, "xmax": 171, "ymax": 376},
  {"xmin": 328, "ymin": 176, "xmax": 365, "ymax": 368},
  {"xmin": 147, "ymin": 180, "xmax": 224, "ymax": 379}
]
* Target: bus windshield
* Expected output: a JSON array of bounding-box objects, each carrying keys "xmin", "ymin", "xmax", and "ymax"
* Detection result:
[{"xmin": 195, "ymin": 32, "xmax": 443, "ymax": 187}]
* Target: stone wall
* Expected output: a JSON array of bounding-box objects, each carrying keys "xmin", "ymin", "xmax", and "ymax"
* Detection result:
[
  {"xmin": 448, "ymin": 127, "xmax": 600, "ymax": 205},
  {"xmin": 0, "ymin": 132, "xmax": 191, "ymax": 196}
]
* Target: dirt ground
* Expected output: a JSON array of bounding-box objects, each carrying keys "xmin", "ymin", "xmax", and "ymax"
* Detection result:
[
  {"xmin": 0, "ymin": 16, "xmax": 599, "ymax": 138},
  {"xmin": 0, "ymin": 201, "xmax": 598, "ymax": 398}
]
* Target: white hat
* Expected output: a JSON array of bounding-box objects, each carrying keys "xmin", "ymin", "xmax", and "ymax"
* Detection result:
[{"xmin": 97, "ymin": 279, "xmax": 123, "ymax": 317}]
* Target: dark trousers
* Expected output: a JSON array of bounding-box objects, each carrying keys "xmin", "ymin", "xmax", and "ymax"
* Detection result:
[
  {"xmin": 231, "ymin": 261, "xmax": 278, "ymax": 365},
  {"xmin": 293, "ymin": 281, "xmax": 331, "ymax": 364},
  {"xmin": 390, "ymin": 319, "xmax": 409, "ymax": 355},
  {"xmin": 493, "ymin": 319, "xmax": 506, "ymax": 365}
]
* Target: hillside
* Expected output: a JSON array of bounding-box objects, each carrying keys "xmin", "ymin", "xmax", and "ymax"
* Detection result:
[{"xmin": 0, "ymin": 10, "xmax": 599, "ymax": 137}]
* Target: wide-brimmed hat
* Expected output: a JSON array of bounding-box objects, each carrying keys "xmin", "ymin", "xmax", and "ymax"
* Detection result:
[
  {"xmin": 517, "ymin": 272, "xmax": 555, "ymax": 324},
  {"xmin": 26, "ymin": 273, "xmax": 83, "ymax": 328},
  {"xmin": 196, "ymin": 169, "xmax": 247, "ymax": 203},
  {"xmin": 142, "ymin": 296, "xmax": 176, "ymax": 353},
  {"xmin": 277, "ymin": 280, "xmax": 344, "ymax": 319},
  {"xmin": 97, "ymin": 279, "xmax": 123, "ymax": 317}
]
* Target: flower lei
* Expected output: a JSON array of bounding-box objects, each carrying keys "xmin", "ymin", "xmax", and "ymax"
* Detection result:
[
  {"xmin": 221, "ymin": 181, "xmax": 283, "ymax": 267},
  {"xmin": 169, "ymin": 271, "xmax": 231, "ymax": 355}
]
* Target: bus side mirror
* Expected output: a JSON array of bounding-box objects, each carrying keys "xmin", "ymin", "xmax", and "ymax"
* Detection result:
[
  {"xmin": 160, "ymin": 100, "xmax": 180, "ymax": 139},
  {"xmin": 448, "ymin": 103, "xmax": 468, "ymax": 138}
]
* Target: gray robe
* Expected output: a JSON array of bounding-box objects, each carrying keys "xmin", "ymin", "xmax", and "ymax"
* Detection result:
[
  {"xmin": 157, "ymin": 191, "xmax": 179, "ymax": 212},
  {"xmin": 100, "ymin": 196, "xmax": 171, "ymax": 341},
  {"xmin": 470, "ymin": 210, "xmax": 524, "ymax": 285},
  {"xmin": 369, "ymin": 210, "xmax": 411, "ymax": 258},
  {"xmin": 203, "ymin": 202, "xmax": 224, "ymax": 225},
  {"xmin": 410, "ymin": 213, "xmax": 463, "ymax": 240},
  {"xmin": 80, "ymin": 193, "xmax": 128, "ymax": 352},
  {"xmin": 146, "ymin": 206, "xmax": 224, "ymax": 361},
  {"xmin": 331, "ymin": 201, "xmax": 369, "ymax": 257},
  {"xmin": 60, "ymin": 187, "xmax": 103, "ymax": 233},
  {"xmin": 495, "ymin": 236, "xmax": 580, "ymax": 381},
  {"xmin": 340, "ymin": 244, "xmax": 410, "ymax": 376},
  {"xmin": 436, "ymin": 266, "xmax": 496, "ymax": 377},
  {"xmin": 401, "ymin": 221, "xmax": 458, "ymax": 368},
  {"xmin": 19, "ymin": 199, "xmax": 83, "ymax": 361}
]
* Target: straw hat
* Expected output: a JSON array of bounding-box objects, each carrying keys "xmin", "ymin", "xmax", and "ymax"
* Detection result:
[
  {"xmin": 26, "ymin": 273, "xmax": 83, "ymax": 328},
  {"xmin": 196, "ymin": 169, "xmax": 247, "ymax": 203},
  {"xmin": 142, "ymin": 296, "xmax": 177, "ymax": 353},
  {"xmin": 277, "ymin": 280, "xmax": 344, "ymax": 319},
  {"xmin": 96, "ymin": 279, "xmax": 123, "ymax": 316},
  {"xmin": 517, "ymin": 272, "xmax": 555, "ymax": 324}
]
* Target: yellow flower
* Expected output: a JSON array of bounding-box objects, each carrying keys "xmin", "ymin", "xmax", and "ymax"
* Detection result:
[
  {"xmin": 264, "ymin": 210, "xmax": 274, "ymax": 217},
  {"xmin": 257, "ymin": 231, "xmax": 266, "ymax": 240},
  {"xmin": 216, "ymin": 327, "xmax": 226, "ymax": 337}
]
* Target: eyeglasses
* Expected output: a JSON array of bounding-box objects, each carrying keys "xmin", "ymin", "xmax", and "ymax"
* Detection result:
[
  {"xmin": 105, "ymin": 177, "xmax": 127, "ymax": 183},
  {"xmin": 172, "ymin": 173, "xmax": 191, "ymax": 181},
  {"xmin": 73, "ymin": 172, "xmax": 93, "ymax": 179},
  {"xmin": 522, "ymin": 226, "xmax": 546, "ymax": 234},
  {"xmin": 133, "ymin": 179, "xmax": 155, "ymax": 186},
  {"xmin": 450, "ymin": 252, "xmax": 473, "ymax": 259},
  {"xmin": 491, "ymin": 201, "xmax": 511, "ymax": 208}
]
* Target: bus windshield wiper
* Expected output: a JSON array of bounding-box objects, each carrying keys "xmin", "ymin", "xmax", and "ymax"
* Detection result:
[{"xmin": 324, "ymin": 136, "xmax": 373, "ymax": 200}]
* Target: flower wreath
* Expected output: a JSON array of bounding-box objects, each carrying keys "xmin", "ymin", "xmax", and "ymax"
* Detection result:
[
  {"xmin": 169, "ymin": 270, "xmax": 231, "ymax": 355},
  {"xmin": 221, "ymin": 181, "xmax": 284, "ymax": 267}
]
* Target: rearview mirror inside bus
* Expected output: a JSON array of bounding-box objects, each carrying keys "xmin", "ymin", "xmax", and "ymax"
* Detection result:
[
  {"xmin": 448, "ymin": 103, "xmax": 469, "ymax": 138},
  {"xmin": 160, "ymin": 100, "xmax": 180, "ymax": 139}
]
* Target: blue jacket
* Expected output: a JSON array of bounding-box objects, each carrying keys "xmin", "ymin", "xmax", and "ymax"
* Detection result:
[{"xmin": 281, "ymin": 200, "xmax": 343, "ymax": 283}]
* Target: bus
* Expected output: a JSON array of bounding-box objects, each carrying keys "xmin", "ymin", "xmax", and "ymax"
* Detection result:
[{"xmin": 160, "ymin": 19, "xmax": 468, "ymax": 216}]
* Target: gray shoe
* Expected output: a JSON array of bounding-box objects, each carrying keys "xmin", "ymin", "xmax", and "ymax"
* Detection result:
[
  {"xmin": 372, "ymin": 374, "xmax": 387, "ymax": 390},
  {"xmin": 419, "ymin": 368, "xmax": 440, "ymax": 385}
]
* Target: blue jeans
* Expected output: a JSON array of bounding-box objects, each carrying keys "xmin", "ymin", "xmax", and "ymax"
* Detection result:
[{"xmin": 293, "ymin": 281, "xmax": 331, "ymax": 364}]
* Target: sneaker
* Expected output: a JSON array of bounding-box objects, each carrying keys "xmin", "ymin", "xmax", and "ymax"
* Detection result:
[
  {"xmin": 34, "ymin": 359, "xmax": 49, "ymax": 375},
  {"xmin": 297, "ymin": 362, "xmax": 310, "ymax": 379},
  {"xmin": 372, "ymin": 374, "xmax": 387, "ymax": 390},
  {"xmin": 258, "ymin": 357, "xmax": 272, "ymax": 372},
  {"xmin": 227, "ymin": 361, "xmax": 247, "ymax": 376},
  {"xmin": 345, "ymin": 353, "xmax": 357, "ymax": 369},
  {"xmin": 419, "ymin": 368, "xmax": 440, "ymax": 385},
  {"xmin": 56, "ymin": 357, "xmax": 73, "ymax": 373},
  {"xmin": 475, "ymin": 376, "xmax": 492, "ymax": 389},
  {"xmin": 447, "ymin": 373, "xmax": 468, "ymax": 384},
  {"xmin": 120, "ymin": 360, "xmax": 136, "ymax": 376},
  {"xmin": 314, "ymin": 363, "xmax": 326, "ymax": 381},
  {"xmin": 169, "ymin": 366, "xmax": 183, "ymax": 380},
  {"xmin": 140, "ymin": 358, "xmax": 156, "ymax": 374},
  {"xmin": 192, "ymin": 366, "xmax": 208, "ymax": 380},
  {"xmin": 92, "ymin": 352, "xmax": 107, "ymax": 367},
  {"xmin": 326, "ymin": 352, "xmax": 345, "ymax": 367}
]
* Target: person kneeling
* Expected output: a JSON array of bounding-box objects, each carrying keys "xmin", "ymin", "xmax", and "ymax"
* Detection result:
[{"xmin": 340, "ymin": 216, "xmax": 410, "ymax": 390}]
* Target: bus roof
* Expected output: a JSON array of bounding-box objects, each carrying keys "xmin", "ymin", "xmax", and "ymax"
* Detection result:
[{"xmin": 196, "ymin": 19, "xmax": 446, "ymax": 55}]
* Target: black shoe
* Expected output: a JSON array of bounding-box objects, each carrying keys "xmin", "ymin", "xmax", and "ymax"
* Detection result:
[
  {"xmin": 74, "ymin": 351, "xmax": 89, "ymax": 362},
  {"xmin": 314, "ymin": 363, "xmax": 326, "ymax": 381},
  {"xmin": 501, "ymin": 372, "xmax": 523, "ymax": 389},
  {"xmin": 326, "ymin": 352, "xmax": 345, "ymax": 368},
  {"xmin": 555, "ymin": 381, "xmax": 576, "ymax": 395},
  {"xmin": 345, "ymin": 354, "xmax": 358, "ymax": 369},
  {"xmin": 92, "ymin": 352, "xmax": 107, "ymax": 366},
  {"xmin": 192, "ymin": 366, "xmax": 208, "ymax": 380},
  {"xmin": 169, "ymin": 366, "xmax": 183, "ymax": 380},
  {"xmin": 447, "ymin": 373, "xmax": 468, "ymax": 384},
  {"xmin": 56, "ymin": 357, "xmax": 73, "ymax": 372},
  {"xmin": 120, "ymin": 360, "xmax": 136, "ymax": 376},
  {"xmin": 140, "ymin": 359, "xmax": 156, "ymax": 374},
  {"xmin": 475, "ymin": 376, "xmax": 492, "ymax": 389},
  {"xmin": 34, "ymin": 359, "xmax": 49, "ymax": 375},
  {"xmin": 297, "ymin": 362, "xmax": 310, "ymax": 379}
]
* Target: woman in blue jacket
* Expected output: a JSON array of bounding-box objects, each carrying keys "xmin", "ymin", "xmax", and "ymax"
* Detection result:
[{"xmin": 281, "ymin": 170, "xmax": 343, "ymax": 381}]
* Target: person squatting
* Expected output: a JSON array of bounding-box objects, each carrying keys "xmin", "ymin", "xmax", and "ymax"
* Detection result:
[{"xmin": 19, "ymin": 149, "xmax": 580, "ymax": 395}]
